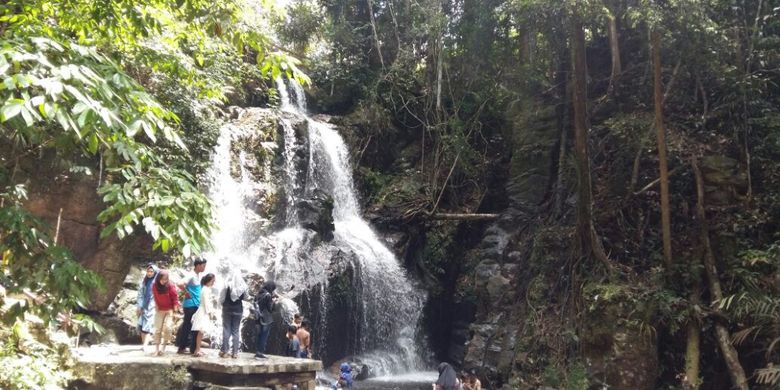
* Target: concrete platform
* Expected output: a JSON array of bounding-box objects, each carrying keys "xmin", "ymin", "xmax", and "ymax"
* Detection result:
[{"xmin": 71, "ymin": 345, "xmax": 322, "ymax": 390}]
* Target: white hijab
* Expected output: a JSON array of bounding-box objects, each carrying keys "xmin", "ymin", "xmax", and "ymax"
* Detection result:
[{"xmin": 222, "ymin": 272, "xmax": 248, "ymax": 302}]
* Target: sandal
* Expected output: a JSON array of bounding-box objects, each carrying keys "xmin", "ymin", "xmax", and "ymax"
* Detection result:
[
  {"xmin": 231, "ymin": 353, "xmax": 238, "ymax": 359},
  {"xmin": 219, "ymin": 351, "xmax": 227, "ymax": 358},
  {"xmin": 193, "ymin": 351, "xmax": 206, "ymax": 357}
]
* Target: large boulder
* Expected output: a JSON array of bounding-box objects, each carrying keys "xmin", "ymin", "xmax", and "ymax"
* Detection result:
[
  {"xmin": 700, "ymin": 155, "xmax": 748, "ymax": 205},
  {"xmin": 580, "ymin": 283, "xmax": 659, "ymax": 390},
  {"xmin": 17, "ymin": 153, "xmax": 152, "ymax": 311},
  {"xmin": 296, "ymin": 190, "xmax": 335, "ymax": 241}
]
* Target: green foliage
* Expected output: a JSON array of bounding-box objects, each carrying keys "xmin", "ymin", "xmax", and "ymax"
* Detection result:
[
  {"xmin": 98, "ymin": 165, "xmax": 213, "ymax": 258},
  {"xmin": 0, "ymin": 185, "xmax": 104, "ymax": 325},
  {"xmin": 0, "ymin": 35, "xmax": 182, "ymax": 155},
  {"xmin": 0, "ymin": 320, "xmax": 72, "ymax": 389},
  {"xmin": 276, "ymin": 0, "xmax": 324, "ymax": 55},
  {"xmin": 0, "ymin": 0, "xmax": 311, "ymax": 327}
]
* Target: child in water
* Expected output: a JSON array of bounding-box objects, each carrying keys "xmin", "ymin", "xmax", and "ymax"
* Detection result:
[{"xmin": 332, "ymin": 362, "xmax": 353, "ymax": 389}]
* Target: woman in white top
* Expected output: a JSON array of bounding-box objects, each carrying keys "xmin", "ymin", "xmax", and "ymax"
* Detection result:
[{"xmin": 190, "ymin": 273, "xmax": 216, "ymax": 357}]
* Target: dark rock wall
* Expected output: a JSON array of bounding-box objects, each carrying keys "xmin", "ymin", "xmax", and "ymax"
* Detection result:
[{"xmin": 15, "ymin": 152, "xmax": 151, "ymax": 311}]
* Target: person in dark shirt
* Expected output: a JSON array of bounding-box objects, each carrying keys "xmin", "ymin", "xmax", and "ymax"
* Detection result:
[
  {"xmin": 220, "ymin": 272, "xmax": 248, "ymax": 358},
  {"xmin": 254, "ymin": 281, "xmax": 277, "ymax": 359}
]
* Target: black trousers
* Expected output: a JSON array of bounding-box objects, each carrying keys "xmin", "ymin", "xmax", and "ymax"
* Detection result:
[{"xmin": 175, "ymin": 307, "xmax": 198, "ymax": 351}]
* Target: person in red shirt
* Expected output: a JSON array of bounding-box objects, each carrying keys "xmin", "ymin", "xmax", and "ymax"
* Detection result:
[{"xmin": 151, "ymin": 270, "xmax": 180, "ymax": 356}]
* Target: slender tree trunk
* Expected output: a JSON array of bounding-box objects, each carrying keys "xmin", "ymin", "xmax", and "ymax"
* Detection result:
[
  {"xmin": 684, "ymin": 319, "xmax": 701, "ymax": 389},
  {"xmin": 554, "ymin": 51, "xmax": 570, "ymax": 216},
  {"xmin": 366, "ymin": 0, "xmax": 385, "ymax": 70},
  {"xmin": 608, "ymin": 13, "xmax": 621, "ymax": 85},
  {"xmin": 572, "ymin": 12, "xmax": 591, "ymax": 250},
  {"xmin": 436, "ymin": 36, "xmax": 443, "ymax": 113},
  {"xmin": 652, "ymin": 30, "xmax": 673, "ymax": 268},
  {"xmin": 572, "ymin": 9, "xmax": 612, "ymax": 271},
  {"xmin": 519, "ymin": 28, "xmax": 530, "ymax": 65},
  {"xmin": 692, "ymin": 158, "xmax": 749, "ymax": 390},
  {"xmin": 684, "ymin": 246, "xmax": 702, "ymax": 389}
]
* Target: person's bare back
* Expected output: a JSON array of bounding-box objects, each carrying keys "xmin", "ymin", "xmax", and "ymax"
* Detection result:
[{"xmin": 296, "ymin": 321, "xmax": 311, "ymax": 357}]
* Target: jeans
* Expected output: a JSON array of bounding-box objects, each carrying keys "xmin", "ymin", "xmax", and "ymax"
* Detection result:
[
  {"xmin": 256, "ymin": 323, "xmax": 272, "ymax": 354},
  {"xmin": 176, "ymin": 306, "xmax": 198, "ymax": 351},
  {"xmin": 221, "ymin": 312, "xmax": 242, "ymax": 354}
]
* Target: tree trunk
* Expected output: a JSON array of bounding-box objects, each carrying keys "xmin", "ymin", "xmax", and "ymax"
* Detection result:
[
  {"xmin": 684, "ymin": 246, "xmax": 702, "ymax": 390},
  {"xmin": 608, "ymin": 13, "xmax": 621, "ymax": 85},
  {"xmin": 572, "ymin": 9, "xmax": 611, "ymax": 271},
  {"xmin": 436, "ymin": 36, "xmax": 443, "ymax": 113},
  {"xmin": 684, "ymin": 320, "xmax": 701, "ymax": 389},
  {"xmin": 652, "ymin": 30, "xmax": 673, "ymax": 268},
  {"xmin": 692, "ymin": 158, "xmax": 750, "ymax": 390},
  {"xmin": 554, "ymin": 48, "xmax": 570, "ymax": 216},
  {"xmin": 366, "ymin": 0, "xmax": 385, "ymax": 70}
]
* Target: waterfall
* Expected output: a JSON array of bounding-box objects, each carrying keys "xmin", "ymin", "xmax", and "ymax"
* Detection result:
[{"xmin": 202, "ymin": 77, "xmax": 427, "ymax": 375}]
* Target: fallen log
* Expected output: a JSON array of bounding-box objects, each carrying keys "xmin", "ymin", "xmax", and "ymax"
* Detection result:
[{"xmin": 429, "ymin": 213, "xmax": 500, "ymax": 221}]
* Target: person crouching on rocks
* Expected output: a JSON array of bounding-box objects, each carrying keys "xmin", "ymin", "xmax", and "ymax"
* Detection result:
[
  {"xmin": 220, "ymin": 272, "xmax": 248, "ymax": 358},
  {"xmin": 332, "ymin": 362, "xmax": 353, "ymax": 390},
  {"xmin": 254, "ymin": 281, "xmax": 277, "ymax": 359},
  {"xmin": 136, "ymin": 263, "xmax": 158, "ymax": 350},
  {"xmin": 190, "ymin": 273, "xmax": 216, "ymax": 357},
  {"xmin": 151, "ymin": 270, "xmax": 180, "ymax": 356}
]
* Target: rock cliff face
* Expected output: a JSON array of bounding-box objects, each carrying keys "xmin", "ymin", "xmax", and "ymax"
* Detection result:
[{"xmin": 14, "ymin": 152, "xmax": 152, "ymax": 311}]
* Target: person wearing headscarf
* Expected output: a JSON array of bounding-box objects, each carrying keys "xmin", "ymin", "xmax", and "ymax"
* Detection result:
[
  {"xmin": 219, "ymin": 272, "xmax": 248, "ymax": 358},
  {"xmin": 136, "ymin": 263, "xmax": 158, "ymax": 349},
  {"xmin": 253, "ymin": 280, "xmax": 277, "ymax": 359},
  {"xmin": 151, "ymin": 269, "xmax": 180, "ymax": 356},
  {"xmin": 434, "ymin": 362, "xmax": 461, "ymax": 390}
]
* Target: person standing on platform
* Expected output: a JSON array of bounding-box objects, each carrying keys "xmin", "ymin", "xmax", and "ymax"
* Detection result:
[
  {"xmin": 285, "ymin": 325, "xmax": 301, "ymax": 358},
  {"xmin": 296, "ymin": 320, "xmax": 311, "ymax": 358},
  {"xmin": 151, "ymin": 270, "xmax": 180, "ymax": 356},
  {"xmin": 176, "ymin": 257, "xmax": 207, "ymax": 354},
  {"xmin": 254, "ymin": 281, "xmax": 277, "ymax": 359},
  {"xmin": 190, "ymin": 273, "xmax": 216, "ymax": 357},
  {"xmin": 136, "ymin": 263, "xmax": 158, "ymax": 349},
  {"xmin": 219, "ymin": 272, "xmax": 248, "ymax": 358}
]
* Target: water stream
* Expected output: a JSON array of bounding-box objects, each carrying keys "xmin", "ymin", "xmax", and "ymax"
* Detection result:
[{"xmin": 202, "ymin": 78, "xmax": 428, "ymax": 376}]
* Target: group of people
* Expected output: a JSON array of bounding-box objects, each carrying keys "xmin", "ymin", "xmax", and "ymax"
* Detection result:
[
  {"xmin": 135, "ymin": 257, "xmax": 312, "ymax": 360},
  {"xmin": 434, "ymin": 363, "xmax": 482, "ymax": 390}
]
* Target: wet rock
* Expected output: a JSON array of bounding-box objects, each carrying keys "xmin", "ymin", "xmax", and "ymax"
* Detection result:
[
  {"xmin": 296, "ymin": 190, "xmax": 335, "ymax": 241},
  {"xmin": 475, "ymin": 260, "xmax": 501, "ymax": 281},
  {"xmin": 486, "ymin": 275, "xmax": 511, "ymax": 301},
  {"xmin": 85, "ymin": 314, "xmax": 139, "ymax": 346},
  {"xmin": 700, "ymin": 155, "xmax": 748, "ymax": 205}
]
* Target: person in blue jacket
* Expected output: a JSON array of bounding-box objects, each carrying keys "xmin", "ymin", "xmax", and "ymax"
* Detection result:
[
  {"xmin": 332, "ymin": 362, "xmax": 353, "ymax": 389},
  {"xmin": 136, "ymin": 263, "xmax": 158, "ymax": 349}
]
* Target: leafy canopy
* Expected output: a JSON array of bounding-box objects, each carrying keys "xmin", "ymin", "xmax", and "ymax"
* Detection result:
[{"xmin": 0, "ymin": 0, "xmax": 308, "ymax": 322}]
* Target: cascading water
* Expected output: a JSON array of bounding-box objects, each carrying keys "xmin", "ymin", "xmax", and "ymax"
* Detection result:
[{"xmin": 203, "ymin": 77, "xmax": 427, "ymax": 376}]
